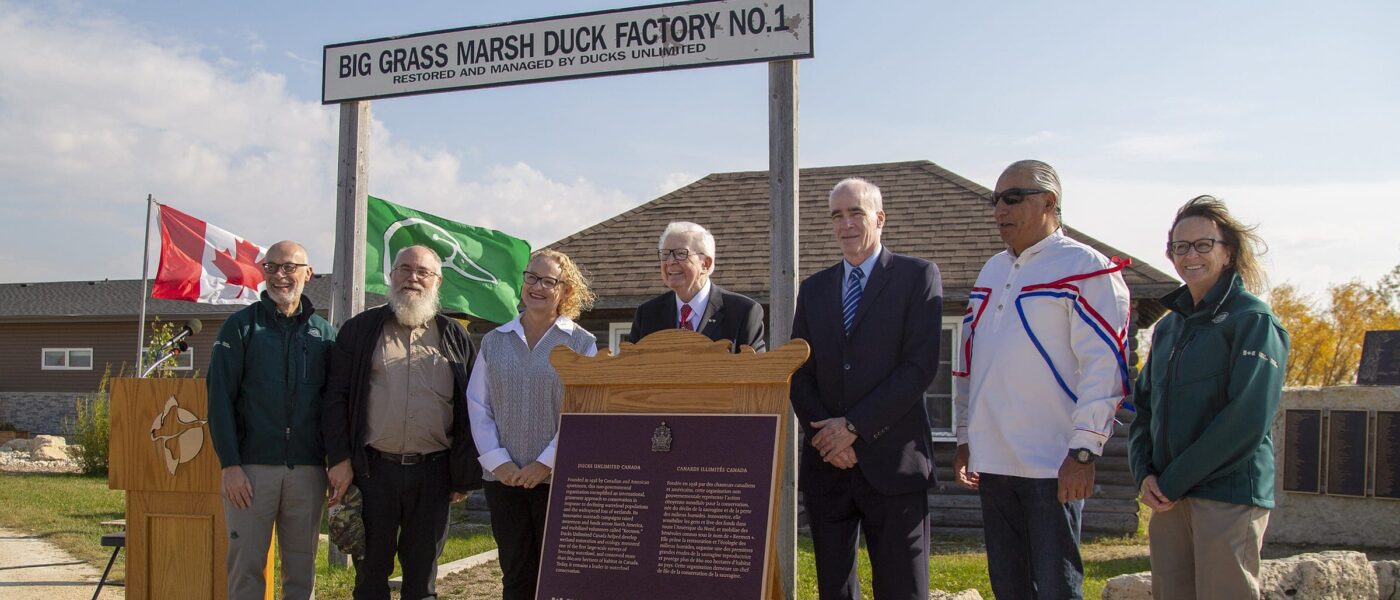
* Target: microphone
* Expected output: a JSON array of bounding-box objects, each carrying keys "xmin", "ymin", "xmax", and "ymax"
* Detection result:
[{"xmin": 163, "ymin": 319, "xmax": 202, "ymax": 350}]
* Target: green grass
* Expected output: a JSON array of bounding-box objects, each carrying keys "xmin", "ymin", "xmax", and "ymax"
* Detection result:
[
  {"xmin": 0, "ymin": 472, "xmax": 1155, "ymax": 598},
  {"xmin": 795, "ymin": 532, "xmax": 1151, "ymax": 599}
]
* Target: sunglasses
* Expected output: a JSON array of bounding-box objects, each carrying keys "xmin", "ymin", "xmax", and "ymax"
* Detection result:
[{"xmin": 991, "ymin": 188, "xmax": 1052, "ymax": 206}]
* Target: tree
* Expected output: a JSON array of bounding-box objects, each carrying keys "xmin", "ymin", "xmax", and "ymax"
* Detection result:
[{"xmin": 1269, "ymin": 266, "xmax": 1400, "ymax": 387}]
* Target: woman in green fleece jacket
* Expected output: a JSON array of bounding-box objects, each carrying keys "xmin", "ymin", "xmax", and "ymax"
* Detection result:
[{"xmin": 1129, "ymin": 195, "xmax": 1289, "ymax": 600}]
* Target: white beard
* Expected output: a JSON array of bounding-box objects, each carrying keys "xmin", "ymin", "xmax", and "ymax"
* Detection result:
[{"xmin": 389, "ymin": 288, "xmax": 440, "ymax": 328}]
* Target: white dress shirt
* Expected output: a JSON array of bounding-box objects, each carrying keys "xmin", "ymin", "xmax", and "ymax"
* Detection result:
[
  {"xmin": 954, "ymin": 230, "xmax": 1132, "ymax": 478},
  {"xmin": 466, "ymin": 314, "xmax": 598, "ymax": 473},
  {"xmin": 674, "ymin": 279, "xmax": 713, "ymax": 330}
]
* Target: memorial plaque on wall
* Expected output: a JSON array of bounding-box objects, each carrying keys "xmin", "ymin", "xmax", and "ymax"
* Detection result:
[
  {"xmin": 1326, "ymin": 410, "xmax": 1369, "ymax": 497},
  {"xmin": 537, "ymin": 413, "xmax": 779, "ymax": 600},
  {"xmin": 1283, "ymin": 409, "xmax": 1322, "ymax": 493},
  {"xmin": 1376, "ymin": 411, "xmax": 1400, "ymax": 500},
  {"xmin": 1357, "ymin": 330, "xmax": 1400, "ymax": 386}
]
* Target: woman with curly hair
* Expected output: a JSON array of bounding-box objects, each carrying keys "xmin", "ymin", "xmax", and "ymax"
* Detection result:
[{"xmin": 466, "ymin": 248, "xmax": 597, "ymax": 600}]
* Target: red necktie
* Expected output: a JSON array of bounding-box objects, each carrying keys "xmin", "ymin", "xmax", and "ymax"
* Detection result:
[{"xmin": 679, "ymin": 304, "xmax": 695, "ymax": 330}]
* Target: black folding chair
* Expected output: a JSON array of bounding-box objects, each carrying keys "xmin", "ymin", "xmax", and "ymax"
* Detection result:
[{"xmin": 92, "ymin": 531, "xmax": 125, "ymax": 599}]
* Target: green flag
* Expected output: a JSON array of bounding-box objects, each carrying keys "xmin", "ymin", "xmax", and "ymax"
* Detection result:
[{"xmin": 366, "ymin": 195, "xmax": 530, "ymax": 324}]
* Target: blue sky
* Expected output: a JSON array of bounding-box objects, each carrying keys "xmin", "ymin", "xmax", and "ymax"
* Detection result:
[{"xmin": 1, "ymin": 0, "xmax": 1396, "ymax": 301}]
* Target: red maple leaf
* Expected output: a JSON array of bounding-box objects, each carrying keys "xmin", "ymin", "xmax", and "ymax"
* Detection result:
[{"xmin": 212, "ymin": 237, "xmax": 264, "ymax": 292}]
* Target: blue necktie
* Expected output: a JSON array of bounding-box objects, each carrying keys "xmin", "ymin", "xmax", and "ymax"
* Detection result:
[{"xmin": 843, "ymin": 267, "xmax": 865, "ymax": 334}]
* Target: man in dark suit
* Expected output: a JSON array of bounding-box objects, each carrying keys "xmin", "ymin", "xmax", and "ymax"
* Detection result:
[
  {"xmin": 627, "ymin": 221, "xmax": 766, "ymax": 352},
  {"xmin": 791, "ymin": 178, "xmax": 943, "ymax": 600}
]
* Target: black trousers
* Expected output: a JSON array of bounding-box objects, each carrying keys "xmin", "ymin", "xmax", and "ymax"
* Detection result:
[
  {"xmin": 483, "ymin": 481, "xmax": 551, "ymax": 600},
  {"xmin": 804, "ymin": 468, "xmax": 930, "ymax": 600},
  {"xmin": 353, "ymin": 456, "xmax": 451, "ymax": 600}
]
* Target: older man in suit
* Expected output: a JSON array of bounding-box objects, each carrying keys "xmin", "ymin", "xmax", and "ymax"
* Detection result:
[
  {"xmin": 791, "ymin": 178, "xmax": 943, "ymax": 600},
  {"xmin": 627, "ymin": 221, "xmax": 766, "ymax": 352}
]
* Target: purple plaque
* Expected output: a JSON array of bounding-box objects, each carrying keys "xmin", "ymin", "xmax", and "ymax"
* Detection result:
[{"xmin": 536, "ymin": 414, "xmax": 779, "ymax": 600}]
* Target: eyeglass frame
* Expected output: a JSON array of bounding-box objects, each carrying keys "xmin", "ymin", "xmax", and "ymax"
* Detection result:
[
  {"xmin": 522, "ymin": 271, "xmax": 562, "ymax": 290},
  {"xmin": 991, "ymin": 187, "xmax": 1053, "ymax": 207},
  {"xmin": 657, "ymin": 248, "xmax": 705, "ymax": 262},
  {"xmin": 391, "ymin": 265, "xmax": 441, "ymax": 280},
  {"xmin": 1168, "ymin": 238, "xmax": 1226, "ymax": 256},
  {"xmin": 262, "ymin": 261, "xmax": 309, "ymax": 275}
]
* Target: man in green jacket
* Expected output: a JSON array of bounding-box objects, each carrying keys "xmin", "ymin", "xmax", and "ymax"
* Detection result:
[{"xmin": 207, "ymin": 240, "xmax": 337, "ymax": 600}]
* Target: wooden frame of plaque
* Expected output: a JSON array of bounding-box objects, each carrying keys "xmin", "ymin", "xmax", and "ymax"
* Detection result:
[
  {"xmin": 1282, "ymin": 409, "xmax": 1323, "ymax": 495},
  {"xmin": 1324, "ymin": 409, "xmax": 1370, "ymax": 498},
  {"xmin": 1374, "ymin": 411, "xmax": 1400, "ymax": 501},
  {"xmin": 543, "ymin": 330, "xmax": 809, "ymax": 600}
]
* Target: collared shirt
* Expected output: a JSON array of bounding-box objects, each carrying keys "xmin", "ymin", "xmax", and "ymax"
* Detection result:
[
  {"xmin": 673, "ymin": 279, "xmax": 713, "ymax": 330},
  {"xmin": 953, "ymin": 230, "xmax": 1132, "ymax": 478},
  {"xmin": 842, "ymin": 243, "xmax": 883, "ymax": 292},
  {"xmin": 365, "ymin": 317, "xmax": 455, "ymax": 455},
  {"xmin": 466, "ymin": 314, "xmax": 598, "ymax": 473}
]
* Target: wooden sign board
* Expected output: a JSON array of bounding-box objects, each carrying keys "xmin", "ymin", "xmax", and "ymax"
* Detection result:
[{"xmin": 545, "ymin": 330, "xmax": 809, "ymax": 600}]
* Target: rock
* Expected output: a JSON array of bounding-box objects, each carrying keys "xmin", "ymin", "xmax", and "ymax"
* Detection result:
[
  {"xmin": 1101, "ymin": 572, "xmax": 1153, "ymax": 600},
  {"xmin": 30, "ymin": 445, "xmax": 69, "ymax": 461},
  {"xmin": 31, "ymin": 434, "xmax": 67, "ymax": 448},
  {"xmin": 929, "ymin": 590, "xmax": 983, "ymax": 600},
  {"xmin": 1375, "ymin": 560, "xmax": 1400, "ymax": 600},
  {"xmin": 1260, "ymin": 551, "xmax": 1377, "ymax": 600},
  {"xmin": 1, "ymin": 439, "xmax": 31, "ymax": 452}
]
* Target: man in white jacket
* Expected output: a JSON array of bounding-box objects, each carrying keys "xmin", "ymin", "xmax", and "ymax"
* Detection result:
[{"xmin": 952, "ymin": 160, "xmax": 1132, "ymax": 600}]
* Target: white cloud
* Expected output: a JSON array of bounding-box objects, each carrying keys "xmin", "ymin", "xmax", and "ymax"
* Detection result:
[
  {"xmin": 0, "ymin": 4, "xmax": 641, "ymax": 282},
  {"xmin": 1108, "ymin": 132, "xmax": 1225, "ymax": 161},
  {"xmin": 657, "ymin": 172, "xmax": 700, "ymax": 196}
]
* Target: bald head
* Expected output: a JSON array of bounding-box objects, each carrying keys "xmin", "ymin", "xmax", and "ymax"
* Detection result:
[{"xmin": 262, "ymin": 240, "xmax": 312, "ymax": 315}]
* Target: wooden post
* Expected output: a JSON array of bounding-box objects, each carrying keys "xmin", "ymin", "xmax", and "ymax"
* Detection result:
[
  {"xmin": 328, "ymin": 99, "xmax": 369, "ymax": 568},
  {"xmin": 768, "ymin": 59, "xmax": 799, "ymax": 600},
  {"xmin": 332, "ymin": 100, "xmax": 370, "ymax": 327}
]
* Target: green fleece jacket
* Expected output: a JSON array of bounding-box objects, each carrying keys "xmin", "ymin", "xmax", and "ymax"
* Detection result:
[
  {"xmin": 1129, "ymin": 272, "xmax": 1289, "ymax": 508},
  {"xmin": 206, "ymin": 292, "xmax": 337, "ymax": 468}
]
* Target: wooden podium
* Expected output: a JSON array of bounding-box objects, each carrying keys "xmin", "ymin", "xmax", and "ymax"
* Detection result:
[
  {"xmin": 109, "ymin": 377, "xmax": 272, "ymax": 600},
  {"xmin": 545, "ymin": 330, "xmax": 810, "ymax": 600}
]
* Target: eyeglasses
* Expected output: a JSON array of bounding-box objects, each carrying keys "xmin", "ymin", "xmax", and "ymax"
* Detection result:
[
  {"xmin": 262, "ymin": 262, "xmax": 308, "ymax": 275},
  {"xmin": 392, "ymin": 265, "xmax": 440, "ymax": 280},
  {"xmin": 1168, "ymin": 238, "xmax": 1224, "ymax": 256},
  {"xmin": 523, "ymin": 271, "xmax": 561, "ymax": 289},
  {"xmin": 991, "ymin": 188, "xmax": 1052, "ymax": 206},
  {"xmin": 657, "ymin": 248, "xmax": 703, "ymax": 262}
]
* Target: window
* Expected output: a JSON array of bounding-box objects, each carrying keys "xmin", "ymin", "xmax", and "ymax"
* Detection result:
[
  {"xmin": 41, "ymin": 348, "xmax": 93, "ymax": 370},
  {"xmin": 926, "ymin": 316, "xmax": 962, "ymax": 440},
  {"xmin": 608, "ymin": 323, "xmax": 632, "ymax": 355}
]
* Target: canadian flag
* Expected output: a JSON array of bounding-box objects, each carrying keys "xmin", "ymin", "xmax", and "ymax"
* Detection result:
[{"xmin": 152, "ymin": 204, "xmax": 268, "ymax": 304}]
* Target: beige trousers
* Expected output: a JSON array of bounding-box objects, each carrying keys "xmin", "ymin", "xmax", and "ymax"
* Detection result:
[
  {"xmin": 223, "ymin": 464, "xmax": 328, "ymax": 600},
  {"xmin": 1148, "ymin": 496, "xmax": 1270, "ymax": 600}
]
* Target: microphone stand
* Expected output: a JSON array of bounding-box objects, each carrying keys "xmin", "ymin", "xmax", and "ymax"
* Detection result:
[{"xmin": 141, "ymin": 340, "xmax": 189, "ymax": 378}]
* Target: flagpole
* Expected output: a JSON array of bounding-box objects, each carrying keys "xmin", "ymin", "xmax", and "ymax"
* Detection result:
[{"xmin": 137, "ymin": 194, "xmax": 154, "ymax": 375}]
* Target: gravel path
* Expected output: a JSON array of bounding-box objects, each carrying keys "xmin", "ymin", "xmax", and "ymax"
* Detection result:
[{"xmin": 0, "ymin": 527, "xmax": 123, "ymax": 599}]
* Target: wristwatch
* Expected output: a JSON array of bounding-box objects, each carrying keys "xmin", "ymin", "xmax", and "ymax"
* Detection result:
[
  {"xmin": 845, "ymin": 421, "xmax": 859, "ymax": 436},
  {"xmin": 1069, "ymin": 448, "xmax": 1096, "ymax": 464}
]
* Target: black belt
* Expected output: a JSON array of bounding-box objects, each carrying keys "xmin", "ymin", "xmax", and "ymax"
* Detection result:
[{"xmin": 368, "ymin": 447, "xmax": 449, "ymax": 465}]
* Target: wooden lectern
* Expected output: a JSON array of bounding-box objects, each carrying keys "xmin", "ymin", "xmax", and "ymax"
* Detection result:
[
  {"xmin": 549, "ymin": 330, "xmax": 810, "ymax": 600},
  {"xmin": 109, "ymin": 377, "xmax": 272, "ymax": 600}
]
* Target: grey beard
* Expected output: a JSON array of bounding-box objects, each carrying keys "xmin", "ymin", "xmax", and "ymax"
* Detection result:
[{"xmin": 389, "ymin": 289, "xmax": 440, "ymax": 327}]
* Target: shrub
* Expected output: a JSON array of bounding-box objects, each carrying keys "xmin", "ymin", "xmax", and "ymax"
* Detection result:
[{"xmin": 68, "ymin": 366, "xmax": 113, "ymax": 476}]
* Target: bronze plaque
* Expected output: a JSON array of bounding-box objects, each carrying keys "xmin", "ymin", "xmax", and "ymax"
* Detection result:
[
  {"xmin": 1357, "ymin": 330, "xmax": 1400, "ymax": 386},
  {"xmin": 1375, "ymin": 411, "xmax": 1400, "ymax": 500},
  {"xmin": 1326, "ymin": 410, "xmax": 1369, "ymax": 497},
  {"xmin": 1283, "ymin": 409, "xmax": 1322, "ymax": 493}
]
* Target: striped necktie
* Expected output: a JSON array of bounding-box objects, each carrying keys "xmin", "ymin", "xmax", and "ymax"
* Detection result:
[
  {"xmin": 679, "ymin": 304, "xmax": 695, "ymax": 331},
  {"xmin": 842, "ymin": 267, "xmax": 864, "ymax": 334}
]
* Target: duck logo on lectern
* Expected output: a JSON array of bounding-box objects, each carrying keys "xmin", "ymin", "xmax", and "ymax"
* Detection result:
[{"xmin": 149, "ymin": 395, "xmax": 208, "ymax": 475}]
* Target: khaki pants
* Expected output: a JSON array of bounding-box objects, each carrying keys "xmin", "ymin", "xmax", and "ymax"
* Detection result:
[
  {"xmin": 1148, "ymin": 496, "xmax": 1270, "ymax": 600},
  {"xmin": 224, "ymin": 464, "xmax": 328, "ymax": 600}
]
